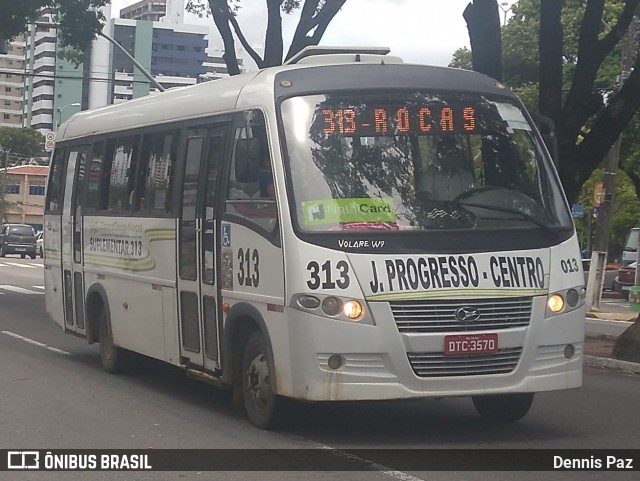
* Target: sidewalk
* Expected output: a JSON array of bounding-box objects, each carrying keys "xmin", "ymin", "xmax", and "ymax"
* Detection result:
[{"xmin": 584, "ymin": 301, "xmax": 640, "ymax": 374}]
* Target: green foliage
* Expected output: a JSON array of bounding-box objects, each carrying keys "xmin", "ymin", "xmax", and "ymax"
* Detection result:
[
  {"xmin": 500, "ymin": 0, "xmax": 622, "ymax": 93},
  {"xmin": 0, "ymin": 1, "xmax": 107, "ymax": 54},
  {"xmin": 452, "ymin": 0, "xmax": 640, "ymax": 250},
  {"xmin": 574, "ymin": 167, "xmax": 640, "ymax": 258},
  {"xmin": 620, "ymin": 114, "xmax": 640, "ymax": 188},
  {"xmin": 449, "ymin": 47, "xmax": 472, "ymax": 70},
  {"xmin": 0, "ymin": 127, "xmax": 45, "ymax": 160},
  {"xmin": 1, "ymin": 1, "xmax": 49, "ymax": 41}
]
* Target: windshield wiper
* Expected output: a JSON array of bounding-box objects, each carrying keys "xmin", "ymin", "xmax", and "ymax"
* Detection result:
[{"xmin": 454, "ymin": 201, "xmax": 558, "ymax": 237}]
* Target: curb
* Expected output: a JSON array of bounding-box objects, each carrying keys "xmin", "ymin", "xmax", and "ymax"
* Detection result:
[
  {"xmin": 585, "ymin": 312, "xmax": 637, "ymax": 322},
  {"xmin": 584, "ymin": 355, "xmax": 640, "ymax": 374}
]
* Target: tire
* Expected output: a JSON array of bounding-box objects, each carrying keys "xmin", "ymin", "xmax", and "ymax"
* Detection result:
[
  {"xmin": 0, "ymin": 244, "xmax": 4, "ymax": 257},
  {"xmin": 30, "ymin": 254, "xmax": 36, "ymax": 259},
  {"xmin": 39, "ymin": 247, "xmax": 43, "ymax": 258},
  {"xmin": 472, "ymin": 393, "xmax": 534, "ymax": 423},
  {"xmin": 241, "ymin": 331, "xmax": 281, "ymax": 429},
  {"xmin": 98, "ymin": 306, "xmax": 129, "ymax": 374},
  {"xmin": 20, "ymin": 254, "xmax": 26, "ymax": 259}
]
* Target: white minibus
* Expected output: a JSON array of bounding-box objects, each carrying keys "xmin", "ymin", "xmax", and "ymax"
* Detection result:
[{"xmin": 44, "ymin": 47, "xmax": 585, "ymax": 428}]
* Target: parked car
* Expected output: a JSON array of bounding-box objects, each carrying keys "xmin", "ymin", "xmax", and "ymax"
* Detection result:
[
  {"xmin": 0, "ymin": 224, "xmax": 37, "ymax": 259},
  {"xmin": 35, "ymin": 231, "xmax": 44, "ymax": 258},
  {"xmin": 613, "ymin": 262, "xmax": 636, "ymax": 300},
  {"xmin": 582, "ymin": 259, "xmax": 618, "ymax": 291}
]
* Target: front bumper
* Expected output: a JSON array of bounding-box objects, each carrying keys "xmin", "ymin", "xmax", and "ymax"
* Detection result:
[
  {"xmin": 1, "ymin": 244, "xmax": 37, "ymax": 256},
  {"xmin": 277, "ymin": 297, "xmax": 584, "ymax": 401}
]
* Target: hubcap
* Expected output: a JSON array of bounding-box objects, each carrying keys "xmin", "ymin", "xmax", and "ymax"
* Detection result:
[{"xmin": 246, "ymin": 353, "xmax": 270, "ymax": 410}]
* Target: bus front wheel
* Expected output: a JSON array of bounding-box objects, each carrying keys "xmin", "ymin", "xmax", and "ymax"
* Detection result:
[
  {"xmin": 241, "ymin": 331, "xmax": 280, "ymax": 429},
  {"xmin": 98, "ymin": 307, "xmax": 129, "ymax": 374},
  {"xmin": 472, "ymin": 393, "xmax": 534, "ymax": 423}
]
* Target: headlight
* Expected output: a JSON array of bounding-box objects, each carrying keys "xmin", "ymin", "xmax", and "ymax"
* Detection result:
[
  {"xmin": 322, "ymin": 297, "xmax": 343, "ymax": 316},
  {"xmin": 547, "ymin": 294, "xmax": 565, "ymax": 313},
  {"xmin": 545, "ymin": 287, "xmax": 585, "ymax": 318},
  {"xmin": 343, "ymin": 300, "xmax": 364, "ymax": 320},
  {"xmin": 290, "ymin": 293, "xmax": 374, "ymax": 325}
]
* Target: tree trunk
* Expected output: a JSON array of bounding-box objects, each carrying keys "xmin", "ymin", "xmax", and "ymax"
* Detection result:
[
  {"xmin": 463, "ymin": 0, "xmax": 502, "ymax": 81},
  {"xmin": 538, "ymin": 0, "xmax": 564, "ymax": 119},
  {"xmin": 286, "ymin": 0, "xmax": 347, "ymax": 62},
  {"xmin": 264, "ymin": 0, "xmax": 284, "ymax": 67},
  {"xmin": 208, "ymin": 0, "xmax": 241, "ymax": 76}
]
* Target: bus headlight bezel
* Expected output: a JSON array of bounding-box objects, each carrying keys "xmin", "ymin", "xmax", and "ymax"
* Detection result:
[
  {"xmin": 545, "ymin": 286, "xmax": 585, "ymax": 318},
  {"xmin": 291, "ymin": 293, "xmax": 373, "ymax": 324}
]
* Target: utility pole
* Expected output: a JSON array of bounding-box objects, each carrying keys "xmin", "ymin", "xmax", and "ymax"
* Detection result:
[
  {"xmin": 586, "ymin": 16, "xmax": 639, "ymax": 311},
  {"xmin": 98, "ymin": 32, "xmax": 164, "ymax": 93}
]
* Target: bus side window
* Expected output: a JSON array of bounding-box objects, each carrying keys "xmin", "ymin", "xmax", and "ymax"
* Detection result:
[
  {"xmin": 225, "ymin": 124, "xmax": 277, "ymax": 233},
  {"xmin": 104, "ymin": 135, "xmax": 140, "ymax": 212},
  {"xmin": 202, "ymin": 125, "xmax": 228, "ymax": 285},
  {"xmin": 85, "ymin": 141, "xmax": 103, "ymax": 210},
  {"xmin": 138, "ymin": 130, "xmax": 179, "ymax": 214},
  {"xmin": 45, "ymin": 147, "xmax": 66, "ymax": 213}
]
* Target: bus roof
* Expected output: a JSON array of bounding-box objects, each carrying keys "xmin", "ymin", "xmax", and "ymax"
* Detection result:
[{"xmin": 57, "ymin": 49, "xmax": 514, "ymax": 142}]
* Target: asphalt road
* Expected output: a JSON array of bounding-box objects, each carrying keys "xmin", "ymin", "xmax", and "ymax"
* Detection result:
[{"xmin": 1, "ymin": 258, "xmax": 639, "ymax": 481}]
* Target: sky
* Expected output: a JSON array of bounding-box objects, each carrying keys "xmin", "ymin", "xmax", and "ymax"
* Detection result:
[{"xmin": 106, "ymin": 0, "xmax": 511, "ymax": 68}]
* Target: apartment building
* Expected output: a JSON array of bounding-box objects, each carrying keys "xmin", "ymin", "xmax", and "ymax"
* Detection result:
[
  {"xmin": 121, "ymin": 0, "xmax": 168, "ymax": 22},
  {"xmin": 20, "ymin": 2, "xmax": 247, "ymax": 134},
  {"xmin": 23, "ymin": 9, "xmax": 62, "ymax": 133},
  {"xmin": 0, "ymin": 35, "xmax": 26, "ymax": 128}
]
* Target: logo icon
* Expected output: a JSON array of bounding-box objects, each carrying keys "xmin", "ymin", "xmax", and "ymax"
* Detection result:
[
  {"xmin": 7, "ymin": 451, "xmax": 40, "ymax": 470},
  {"xmin": 307, "ymin": 204, "xmax": 325, "ymax": 220},
  {"xmin": 222, "ymin": 224, "xmax": 231, "ymax": 247},
  {"xmin": 454, "ymin": 307, "xmax": 481, "ymax": 322}
]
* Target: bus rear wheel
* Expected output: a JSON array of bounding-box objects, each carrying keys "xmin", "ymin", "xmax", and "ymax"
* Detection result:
[
  {"xmin": 242, "ymin": 331, "xmax": 280, "ymax": 429},
  {"xmin": 98, "ymin": 307, "xmax": 129, "ymax": 374},
  {"xmin": 472, "ymin": 393, "xmax": 534, "ymax": 423}
]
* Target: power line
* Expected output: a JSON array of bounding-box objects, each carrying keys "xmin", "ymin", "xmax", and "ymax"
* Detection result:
[
  {"xmin": 0, "ymin": 68, "xmax": 209, "ymax": 85},
  {"xmin": 0, "ymin": 69, "xmax": 158, "ymax": 86}
]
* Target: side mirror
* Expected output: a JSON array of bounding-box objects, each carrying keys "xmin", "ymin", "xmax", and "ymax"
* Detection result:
[
  {"xmin": 532, "ymin": 113, "xmax": 559, "ymax": 167},
  {"xmin": 235, "ymin": 138, "xmax": 260, "ymax": 183}
]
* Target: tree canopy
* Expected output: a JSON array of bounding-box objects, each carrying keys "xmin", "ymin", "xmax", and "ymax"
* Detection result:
[
  {"xmin": 460, "ymin": 0, "xmax": 640, "ymax": 206},
  {"xmin": 186, "ymin": 0, "xmax": 347, "ymax": 75},
  {"xmin": 0, "ymin": 0, "xmax": 107, "ymax": 54},
  {"xmin": 0, "ymin": 128, "xmax": 45, "ymax": 161}
]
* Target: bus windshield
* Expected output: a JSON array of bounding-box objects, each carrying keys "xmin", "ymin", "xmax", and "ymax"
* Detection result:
[{"xmin": 280, "ymin": 91, "xmax": 572, "ymax": 233}]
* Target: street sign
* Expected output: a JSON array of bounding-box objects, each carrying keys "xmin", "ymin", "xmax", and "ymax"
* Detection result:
[
  {"xmin": 44, "ymin": 131, "xmax": 55, "ymax": 152},
  {"xmin": 593, "ymin": 182, "xmax": 605, "ymax": 207},
  {"xmin": 572, "ymin": 204, "xmax": 584, "ymax": 218}
]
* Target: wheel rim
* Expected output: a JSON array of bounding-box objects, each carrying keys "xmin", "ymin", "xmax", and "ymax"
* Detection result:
[{"xmin": 245, "ymin": 352, "xmax": 270, "ymax": 412}]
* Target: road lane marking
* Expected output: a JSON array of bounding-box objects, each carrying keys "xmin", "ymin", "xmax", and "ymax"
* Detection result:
[
  {"xmin": 4, "ymin": 262, "xmax": 38, "ymax": 269},
  {"xmin": 2, "ymin": 331, "xmax": 71, "ymax": 356},
  {"xmin": 298, "ymin": 438, "xmax": 426, "ymax": 481},
  {"xmin": 32, "ymin": 285, "xmax": 45, "ymax": 289},
  {"xmin": 0, "ymin": 285, "xmax": 43, "ymax": 295}
]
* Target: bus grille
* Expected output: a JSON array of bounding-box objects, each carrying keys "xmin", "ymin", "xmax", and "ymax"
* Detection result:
[
  {"xmin": 407, "ymin": 348, "xmax": 522, "ymax": 377},
  {"xmin": 390, "ymin": 297, "xmax": 532, "ymax": 333}
]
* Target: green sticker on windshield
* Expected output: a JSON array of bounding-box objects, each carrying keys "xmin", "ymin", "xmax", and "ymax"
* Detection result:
[{"xmin": 302, "ymin": 198, "xmax": 395, "ymax": 226}]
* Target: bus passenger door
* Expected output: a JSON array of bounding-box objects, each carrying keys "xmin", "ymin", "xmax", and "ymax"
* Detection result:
[
  {"xmin": 60, "ymin": 146, "xmax": 89, "ymax": 335},
  {"xmin": 177, "ymin": 125, "xmax": 227, "ymax": 370}
]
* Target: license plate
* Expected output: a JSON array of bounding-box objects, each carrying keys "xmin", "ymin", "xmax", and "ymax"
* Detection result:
[
  {"xmin": 444, "ymin": 333, "xmax": 498, "ymax": 355},
  {"xmin": 15, "ymin": 248, "xmax": 26, "ymax": 252}
]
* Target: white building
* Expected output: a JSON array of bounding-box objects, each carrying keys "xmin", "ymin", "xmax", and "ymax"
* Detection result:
[
  {"xmin": 0, "ymin": 35, "xmax": 26, "ymax": 129},
  {"xmin": 21, "ymin": 2, "xmax": 251, "ymax": 134}
]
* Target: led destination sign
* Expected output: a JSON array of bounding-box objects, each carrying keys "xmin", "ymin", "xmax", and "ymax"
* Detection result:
[{"xmin": 320, "ymin": 105, "xmax": 477, "ymax": 136}]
